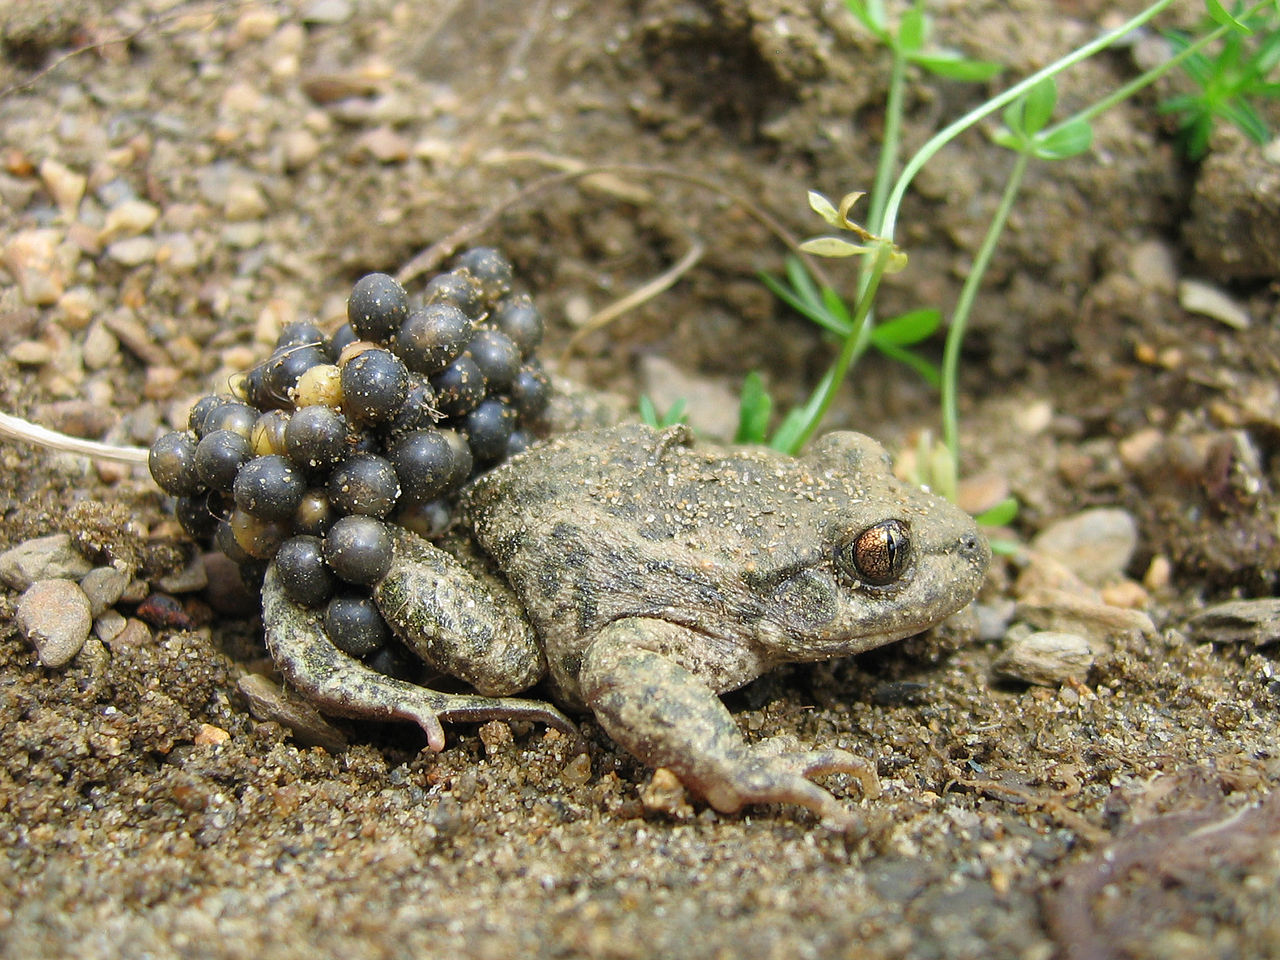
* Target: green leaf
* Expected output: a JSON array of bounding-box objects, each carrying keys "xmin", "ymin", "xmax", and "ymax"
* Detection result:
[
  {"xmin": 820, "ymin": 287, "xmax": 856, "ymax": 335},
  {"xmin": 872, "ymin": 341, "xmax": 941, "ymax": 386},
  {"xmin": 638, "ymin": 394, "xmax": 659, "ymax": 427},
  {"xmin": 1205, "ymin": 0, "xmax": 1253, "ymax": 33},
  {"xmin": 872, "ymin": 307, "xmax": 941, "ymax": 345},
  {"xmin": 909, "ymin": 51, "xmax": 1003, "ymax": 81},
  {"xmin": 735, "ymin": 372, "xmax": 773, "ymax": 444},
  {"xmin": 1033, "ymin": 119, "xmax": 1094, "ymax": 159},
  {"xmin": 975, "ymin": 496, "xmax": 1019, "ymax": 527},
  {"xmin": 799, "ymin": 236, "xmax": 876, "ymax": 257},
  {"xmin": 990, "ymin": 127, "xmax": 1023, "ymax": 151},
  {"xmin": 898, "ymin": 6, "xmax": 926, "ymax": 53},
  {"xmin": 769, "ymin": 408, "xmax": 810, "ymax": 454},
  {"xmin": 807, "ymin": 190, "xmax": 843, "ymax": 228},
  {"xmin": 638, "ymin": 395, "xmax": 686, "ymax": 428},
  {"xmin": 845, "ymin": 0, "xmax": 887, "ymax": 37},
  {"xmin": 785, "ymin": 255, "xmax": 823, "ymax": 309},
  {"xmin": 1217, "ymin": 98, "xmax": 1270, "ymax": 142},
  {"xmin": 1022, "ymin": 77, "xmax": 1058, "ymax": 135}
]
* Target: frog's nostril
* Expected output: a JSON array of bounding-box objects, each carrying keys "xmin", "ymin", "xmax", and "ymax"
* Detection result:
[{"xmin": 958, "ymin": 533, "xmax": 988, "ymax": 563}]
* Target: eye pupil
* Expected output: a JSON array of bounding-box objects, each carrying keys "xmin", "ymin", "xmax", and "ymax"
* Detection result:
[{"xmin": 844, "ymin": 520, "xmax": 911, "ymax": 586}]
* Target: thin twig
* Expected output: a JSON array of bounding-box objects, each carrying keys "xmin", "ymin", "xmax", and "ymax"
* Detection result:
[
  {"xmin": 0, "ymin": 412, "xmax": 149, "ymax": 465},
  {"xmin": 395, "ymin": 159, "xmax": 833, "ymax": 289},
  {"xmin": 561, "ymin": 237, "xmax": 706, "ymax": 363}
]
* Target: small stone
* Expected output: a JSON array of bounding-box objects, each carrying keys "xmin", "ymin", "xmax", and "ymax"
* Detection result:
[
  {"xmin": 224, "ymin": 179, "xmax": 269, "ymax": 220},
  {"xmin": 640, "ymin": 767, "xmax": 695, "ymax": 820},
  {"xmin": 100, "ymin": 199, "xmax": 159, "ymax": 241},
  {"xmin": 106, "ymin": 236, "xmax": 157, "ymax": 266},
  {"xmin": 11, "ymin": 339, "xmax": 53, "ymax": 365},
  {"xmin": 639, "ymin": 354, "xmax": 739, "ymax": 441},
  {"xmin": 82, "ymin": 321, "xmax": 120, "ymax": 370},
  {"xmin": 80, "ymin": 565, "xmax": 130, "ymax": 616},
  {"xmin": 1128, "ymin": 240, "xmax": 1177, "ymax": 295},
  {"xmin": 57, "ymin": 287, "xmax": 96, "ymax": 330},
  {"xmin": 1186, "ymin": 599, "xmax": 1280, "ymax": 646},
  {"xmin": 221, "ymin": 223, "xmax": 263, "ymax": 249},
  {"xmin": 302, "ymin": 0, "xmax": 353, "ymax": 24},
  {"xmin": 1031, "ymin": 508, "xmax": 1138, "ymax": 586},
  {"xmin": 561, "ymin": 751, "xmax": 592, "ymax": 785},
  {"xmin": 3, "ymin": 229, "xmax": 65, "ymax": 306},
  {"xmin": 143, "ymin": 364, "xmax": 183, "ymax": 400},
  {"xmin": 478, "ymin": 720, "xmax": 514, "ymax": 757},
  {"xmin": 17, "ymin": 578, "xmax": 93, "ymax": 667},
  {"xmin": 93, "ymin": 608, "xmax": 128, "ymax": 643},
  {"xmin": 352, "ymin": 126, "xmax": 411, "ymax": 164},
  {"xmin": 194, "ymin": 723, "xmax": 231, "ymax": 746},
  {"xmin": 156, "ymin": 233, "xmax": 199, "ymax": 272},
  {"xmin": 1016, "ymin": 587, "xmax": 1156, "ymax": 642},
  {"xmin": 993, "ymin": 631, "xmax": 1097, "ymax": 686},
  {"xmin": 104, "ymin": 617, "xmax": 152, "ymax": 650},
  {"xmin": 234, "ymin": 6, "xmax": 280, "ymax": 41},
  {"xmin": 1100, "ymin": 579, "xmax": 1149, "ymax": 610},
  {"xmin": 157, "ymin": 553, "xmax": 209, "ymax": 594},
  {"xmin": 238, "ymin": 673, "xmax": 349, "ymax": 752},
  {"xmin": 972, "ymin": 599, "xmax": 1016, "ymax": 643},
  {"xmin": 39, "ymin": 157, "xmax": 87, "ymax": 215},
  {"xmin": 0, "ymin": 533, "xmax": 93, "ymax": 590},
  {"xmin": 1178, "ymin": 279, "xmax": 1251, "ymax": 330},
  {"xmin": 282, "ymin": 129, "xmax": 320, "ymax": 171}
]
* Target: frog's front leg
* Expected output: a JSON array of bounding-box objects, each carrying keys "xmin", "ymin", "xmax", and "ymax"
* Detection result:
[
  {"xmin": 261, "ymin": 558, "xmax": 578, "ymax": 752},
  {"xmin": 578, "ymin": 618, "xmax": 880, "ymax": 828}
]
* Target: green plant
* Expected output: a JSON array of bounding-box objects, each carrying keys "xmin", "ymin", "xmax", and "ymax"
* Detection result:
[
  {"xmin": 738, "ymin": 0, "xmax": 1275, "ymax": 539},
  {"xmin": 1161, "ymin": 1, "xmax": 1280, "ymax": 158}
]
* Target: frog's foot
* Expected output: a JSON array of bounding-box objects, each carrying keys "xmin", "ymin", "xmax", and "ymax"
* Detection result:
[
  {"xmin": 580, "ymin": 617, "xmax": 876, "ymax": 829},
  {"xmin": 261, "ymin": 565, "xmax": 579, "ymax": 752},
  {"xmin": 698, "ymin": 745, "xmax": 880, "ymax": 830}
]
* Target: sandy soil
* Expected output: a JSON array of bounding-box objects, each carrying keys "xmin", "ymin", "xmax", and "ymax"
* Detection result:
[{"xmin": 1, "ymin": 1, "xmax": 1278, "ymax": 958}]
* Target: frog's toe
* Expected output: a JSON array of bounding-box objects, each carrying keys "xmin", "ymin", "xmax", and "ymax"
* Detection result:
[{"xmin": 700, "ymin": 748, "xmax": 879, "ymax": 830}]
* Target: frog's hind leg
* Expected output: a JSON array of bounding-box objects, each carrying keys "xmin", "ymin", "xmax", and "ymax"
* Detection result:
[
  {"xmin": 261, "ymin": 565, "xmax": 578, "ymax": 751},
  {"xmin": 579, "ymin": 617, "xmax": 879, "ymax": 828}
]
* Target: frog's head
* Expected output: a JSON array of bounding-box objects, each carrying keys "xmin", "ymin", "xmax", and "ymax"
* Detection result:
[{"xmin": 751, "ymin": 432, "xmax": 990, "ymax": 661}]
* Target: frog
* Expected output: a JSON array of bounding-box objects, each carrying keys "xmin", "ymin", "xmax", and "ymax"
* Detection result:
[{"xmin": 260, "ymin": 422, "xmax": 990, "ymax": 827}]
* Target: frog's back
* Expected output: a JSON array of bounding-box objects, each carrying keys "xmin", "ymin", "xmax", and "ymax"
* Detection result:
[{"xmin": 468, "ymin": 421, "xmax": 842, "ymax": 633}]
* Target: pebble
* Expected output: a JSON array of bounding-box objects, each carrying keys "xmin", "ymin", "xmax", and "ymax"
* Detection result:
[
  {"xmin": 194, "ymin": 723, "xmax": 231, "ymax": 746},
  {"xmin": 102, "ymin": 617, "xmax": 152, "ymax": 650},
  {"xmin": 93, "ymin": 608, "xmax": 128, "ymax": 643},
  {"xmin": 1031, "ymin": 508, "xmax": 1138, "ymax": 586},
  {"xmin": 156, "ymin": 233, "xmax": 200, "ymax": 272},
  {"xmin": 80, "ymin": 565, "xmax": 131, "ymax": 616},
  {"xmin": 1185, "ymin": 599, "xmax": 1280, "ymax": 646},
  {"xmin": 640, "ymin": 768, "xmax": 694, "ymax": 820},
  {"xmin": 82, "ymin": 321, "xmax": 120, "ymax": 370},
  {"xmin": 224, "ymin": 179, "xmax": 269, "ymax": 221},
  {"xmin": 1128, "ymin": 239, "xmax": 1177, "ymax": 294},
  {"xmin": 1016, "ymin": 587, "xmax": 1156, "ymax": 643},
  {"xmin": 100, "ymin": 199, "xmax": 159, "ymax": 241},
  {"xmin": 39, "ymin": 157, "xmax": 87, "ymax": 216},
  {"xmin": 302, "ymin": 0, "xmax": 354, "ymax": 24},
  {"xmin": 0, "ymin": 533, "xmax": 93, "ymax": 590},
  {"xmin": 17, "ymin": 578, "xmax": 94, "ymax": 667},
  {"xmin": 57, "ymin": 287, "xmax": 96, "ymax": 329},
  {"xmin": 222, "ymin": 223, "xmax": 264, "ymax": 249},
  {"xmin": 993, "ymin": 631, "xmax": 1098, "ymax": 686},
  {"xmin": 3, "ymin": 229, "xmax": 65, "ymax": 305},
  {"xmin": 1178, "ymin": 279, "xmax": 1251, "ymax": 330},
  {"xmin": 638, "ymin": 354, "xmax": 739, "ymax": 441},
  {"xmin": 106, "ymin": 236, "xmax": 157, "ymax": 266},
  {"xmin": 352, "ymin": 126, "xmax": 411, "ymax": 164},
  {"xmin": 282, "ymin": 129, "xmax": 320, "ymax": 170},
  {"xmin": 972, "ymin": 599, "xmax": 1016, "ymax": 643},
  {"xmin": 157, "ymin": 554, "xmax": 210, "ymax": 594},
  {"xmin": 237, "ymin": 673, "xmax": 349, "ymax": 752},
  {"xmin": 11, "ymin": 340, "xmax": 53, "ymax": 366}
]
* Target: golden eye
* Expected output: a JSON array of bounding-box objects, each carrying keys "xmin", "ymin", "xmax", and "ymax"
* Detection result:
[{"xmin": 838, "ymin": 520, "xmax": 912, "ymax": 587}]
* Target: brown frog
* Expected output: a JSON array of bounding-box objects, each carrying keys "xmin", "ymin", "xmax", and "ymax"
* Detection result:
[{"xmin": 261, "ymin": 423, "xmax": 990, "ymax": 826}]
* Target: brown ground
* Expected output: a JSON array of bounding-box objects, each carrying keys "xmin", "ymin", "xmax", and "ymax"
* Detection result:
[{"xmin": 1, "ymin": 1, "xmax": 1279, "ymax": 958}]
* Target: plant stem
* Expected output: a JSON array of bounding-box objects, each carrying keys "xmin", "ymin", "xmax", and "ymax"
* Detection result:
[
  {"xmin": 941, "ymin": 150, "xmax": 1030, "ymax": 459},
  {"xmin": 784, "ymin": 242, "xmax": 895, "ymax": 455},
  {"xmin": 1044, "ymin": 0, "xmax": 1273, "ymax": 137},
  {"xmin": 867, "ymin": 48, "xmax": 907, "ymax": 237},
  {"xmin": 879, "ymin": 0, "xmax": 1177, "ymax": 242}
]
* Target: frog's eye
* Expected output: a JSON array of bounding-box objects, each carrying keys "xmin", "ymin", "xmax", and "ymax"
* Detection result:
[{"xmin": 838, "ymin": 519, "xmax": 912, "ymax": 587}]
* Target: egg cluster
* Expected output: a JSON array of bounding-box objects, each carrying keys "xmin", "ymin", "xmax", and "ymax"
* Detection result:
[{"xmin": 148, "ymin": 248, "xmax": 550, "ymax": 664}]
